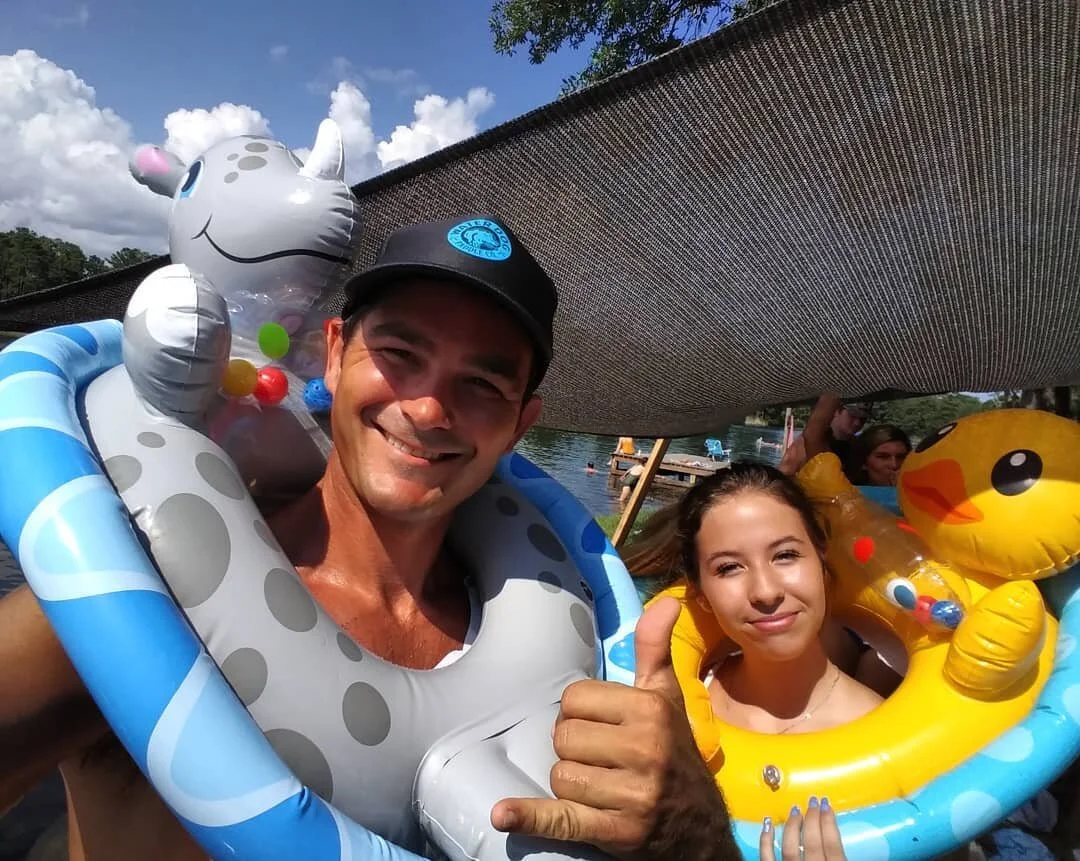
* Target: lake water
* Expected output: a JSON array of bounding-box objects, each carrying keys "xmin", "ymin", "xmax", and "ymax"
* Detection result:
[{"xmin": 516, "ymin": 423, "xmax": 786, "ymax": 517}]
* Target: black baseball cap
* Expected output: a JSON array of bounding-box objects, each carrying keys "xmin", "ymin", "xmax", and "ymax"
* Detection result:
[{"xmin": 341, "ymin": 214, "xmax": 558, "ymax": 380}]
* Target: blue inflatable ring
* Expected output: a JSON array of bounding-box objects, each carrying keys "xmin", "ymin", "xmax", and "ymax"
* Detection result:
[{"xmin": 0, "ymin": 320, "xmax": 644, "ymax": 861}]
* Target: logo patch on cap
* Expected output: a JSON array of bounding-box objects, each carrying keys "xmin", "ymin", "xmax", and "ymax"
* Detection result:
[{"xmin": 447, "ymin": 219, "xmax": 512, "ymax": 262}]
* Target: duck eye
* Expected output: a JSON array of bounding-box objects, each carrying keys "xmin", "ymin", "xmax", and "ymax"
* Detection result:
[
  {"xmin": 991, "ymin": 449, "xmax": 1042, "ymax": 496},
  {"xmin": 914, "ymin": 422, "xmax": 956, "ymax": 453}
]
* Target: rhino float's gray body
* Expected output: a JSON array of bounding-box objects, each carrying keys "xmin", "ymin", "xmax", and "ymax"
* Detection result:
[{"xmin": 81, "ymin": 269, "xmax": 610, "ymax": 860}]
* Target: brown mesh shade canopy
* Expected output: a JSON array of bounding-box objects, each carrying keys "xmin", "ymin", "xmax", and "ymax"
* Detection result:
[{"xmin": 2, "ymin": 0, "xmax": 1078, "ymax": 435}]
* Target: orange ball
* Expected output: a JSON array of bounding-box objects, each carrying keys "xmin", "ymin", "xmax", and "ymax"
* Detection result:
[{"xmin": 221, "ymin": 359, "xmax": 258, "ymax": 397}]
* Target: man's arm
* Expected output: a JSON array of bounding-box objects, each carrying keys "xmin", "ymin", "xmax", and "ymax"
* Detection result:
[{"xmin": 0, "ymin": 584, "xmax": 107, "ymax": 808}]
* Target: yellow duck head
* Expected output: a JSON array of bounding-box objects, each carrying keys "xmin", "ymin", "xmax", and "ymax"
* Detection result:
[{"xmin": 898, "ymin": 409, "xmax": 1080, "ymax": 581}]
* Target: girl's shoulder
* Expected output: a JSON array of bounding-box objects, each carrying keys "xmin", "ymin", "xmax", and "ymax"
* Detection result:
[{"xmin": 837, "ymin": 670, "xmax": 885, "ymax": 717}]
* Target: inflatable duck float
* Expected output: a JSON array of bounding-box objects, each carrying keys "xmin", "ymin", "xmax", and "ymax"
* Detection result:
[{"xmin": 652, "ymin": 408, "xmax": 1080, "ymax": 859}]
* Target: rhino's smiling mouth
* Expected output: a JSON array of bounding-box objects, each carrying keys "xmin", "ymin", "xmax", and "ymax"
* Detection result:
[{"xmin": 192, "ymin": 215, "xmax": 350, "ymax": 265}]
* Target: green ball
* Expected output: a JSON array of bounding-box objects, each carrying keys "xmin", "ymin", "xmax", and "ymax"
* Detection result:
[{"xmin": 258, "ymin": 322, "xmax": 290, "ymax": 359}]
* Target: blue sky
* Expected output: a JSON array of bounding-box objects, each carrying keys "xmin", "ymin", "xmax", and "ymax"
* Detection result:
[{"xmin": 1, "ymin": 0, "xmax": 589, "ymax": 152}]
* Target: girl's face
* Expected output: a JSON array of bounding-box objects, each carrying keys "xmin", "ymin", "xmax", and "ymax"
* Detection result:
[
  {"xmin": 694, "ymin": 490, "xmax": 827, "ymax": 662},
  {"xmin": 864, "ymin": 440, "xmax": 909, "ymax": 486}
]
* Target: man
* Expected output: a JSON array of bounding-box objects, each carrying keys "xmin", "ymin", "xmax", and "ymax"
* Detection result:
[
  {"xmin": 0, "ymin": 215, "xmax": 737, "ymax": 860},
  {"xmin": 779, "ymin": 399, "xmax": 869, "ymax": 476}
]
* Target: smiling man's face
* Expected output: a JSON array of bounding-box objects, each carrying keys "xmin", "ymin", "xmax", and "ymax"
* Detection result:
[{"xmin": 323, "ymin": 279, "xmax": 542, "ymax": 523}]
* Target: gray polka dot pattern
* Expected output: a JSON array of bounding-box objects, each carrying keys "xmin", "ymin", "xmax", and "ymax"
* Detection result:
[
  {"xmin": 343, "ymin": 682, "xmax": 392, "ymax": 746},
  {"xmin": 244, "ymin": 141, "xmax": 269, "ymax": 152},
  {"xmin": 225, "ymin": 172, "xmax": 239, "ymax": 183},
  {"xmin": 156, "ymin": 493, "xmax": 231, "ymax": 608},
  {"xmin": 496, "ymin": 496, "xmax": 519, "ymax": 516},
  {"xmin": 221, "ymin": 647, "xmax": 268, "ymax": 706},
  {"xmin": 537, "ymin": 571, "xmax": 562, "ymax": 593},
  {"xmin": 137, "ymin": 431, "xmax": 165, "ymax": 448},
  {"xmin": 570, "ymin": 604, "xmax": 595, "ymax": 648},
  {"xmin": 195, "ymin": 451, "xmax": 245, "ymax": 500},
  {"xmin": 527, "ymin": 524, "xmax": 567, "ymax": 562},
  {"xmin": 264, "ymin": 728, "xmax": 334, "ymax": 801},
  {"xmin": 264, "ymin": 568, "xmax": 318, "ymax": 633},
  {"xmin": 254, "ymin": 519, "xmax": 277, "ymax": 549},
  {"xmin": 337, "ymin": 632, "xmax": 365, "ymax": 662},
  {"xmin": 227, "ymin": 152, "xmax": 238, "ymax": 161},
  {"xmin": 237, "ymin": 155, "xmax": 267, "ymax": 170},
  {"xmin": 103, "ymin": 455, "xmax": 142, "ymax": 493}
]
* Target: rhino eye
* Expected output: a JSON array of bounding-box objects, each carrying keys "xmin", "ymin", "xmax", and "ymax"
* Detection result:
[{"xmin": 178, "ymin": 160, "xmax": 203, "ymax": 199}]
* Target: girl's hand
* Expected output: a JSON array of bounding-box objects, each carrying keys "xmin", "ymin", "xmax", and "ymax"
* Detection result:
[{"xmin": 760, "ymin": 797, "xmax": 846, "ymax": 860}]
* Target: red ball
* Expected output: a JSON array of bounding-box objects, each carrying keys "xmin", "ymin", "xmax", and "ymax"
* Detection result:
[
  {"xmin": 253, "ymin": 367, "xmax": 289, "ymax": 405},
  {"xmin": 913, "ymin": 595, "xmax": 936, "ymax": 624},
  {"xmin": 852, "ymin": 536, "xmax": 875, "ymax": 564}
]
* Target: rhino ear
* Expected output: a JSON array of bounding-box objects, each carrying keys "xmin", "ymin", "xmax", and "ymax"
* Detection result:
[
  {"xmin": 298, "ymin": 119, "xmax": 345, "ymax": 182},
  {"xmin": 130, "ymin": 144, "xmax": 189, "ymax": 197}
]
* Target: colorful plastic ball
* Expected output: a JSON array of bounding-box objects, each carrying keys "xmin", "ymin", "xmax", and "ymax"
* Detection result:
[
  {"xmin": 253, "ymin": 367, "xmax": 289, "ymax": 405},
  {"xmin": 930, "ymin": 600, "xmax": 964, "ymax": 630},
  {"xmin": 852, "ymin": 535, "xmax": 875, "ymax": 564},
  {"xmin": 221, "ymin": 358, "xmax": 258, "ymax": 397},
  {"xmin": 303, "ymin": 378, "xmax": 333, "ymax": 413},
  {"xmin": 258, "ymin": 322, "xmax": 291, "ymax": 360},
  {"xmin": 913, "ymin": 595, "xmax": 936, "ymax": 625}
]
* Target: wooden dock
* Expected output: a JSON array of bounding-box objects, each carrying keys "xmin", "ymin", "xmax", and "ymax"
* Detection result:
[{"xmin": 608, "ymin": 450, "xmax": 728, "ymax": 491}]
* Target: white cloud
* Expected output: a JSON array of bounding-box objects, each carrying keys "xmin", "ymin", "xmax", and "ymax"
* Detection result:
[
  {"xmin": 0, "ymin": 50, "xmax": 497, "ymax": 259},
  {"xmin": 363, "ymin": 66, "xmax": 428, "ymax": 99},
  {"xmin": 162, "ymin": 104, "xmax": 272, "ymax": 165},
  {"xmin": 377, "ymin": 87, "xmax": 494, "ymax": 171},
  {"xmin": 0, "ymin": 49, "xmax": 167, "ymax": 257},
  {"xmin": 46, "ymin": 3, "xmax": 89, "ymax": 27},
  {"xmin": 326, "ymin": 81, "xmax": 380, "ymax": 183},
  {"xmin": 269, "ymin": 45, "xmax": 288, "ymax": 62},
  {"xmin": 307, "ymin": 56, "xmax": 357, "ymax": 95}
]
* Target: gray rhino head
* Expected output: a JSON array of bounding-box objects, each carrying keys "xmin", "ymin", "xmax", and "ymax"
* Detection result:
[{"xmin": 129, "ymin": 120, "xmax": 360, "ymax": 380}]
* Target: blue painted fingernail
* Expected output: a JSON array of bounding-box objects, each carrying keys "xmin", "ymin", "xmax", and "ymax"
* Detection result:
[
  {"xmin": 821, "ymin": 797, "xmax": 831, "ymax": 812},
  {"xmin": 808, "ymin": 796, "xmax": 819, "ymax": 809},
  {"xmin": 762, "ymin": 816, "xmax": 773, "ymax": 833},
  {"xmin": 791, "ymin": 805, "xmax": 801, "ymax": 817}
]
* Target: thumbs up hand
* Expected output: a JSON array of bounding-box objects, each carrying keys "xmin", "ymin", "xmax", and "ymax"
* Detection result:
[{"xmin": 491, "ymin": 598, "xmax": 740, "ymax": 860}]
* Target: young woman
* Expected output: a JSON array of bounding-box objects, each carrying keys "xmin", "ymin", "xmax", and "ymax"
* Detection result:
[
  {"xmin": 843, "ymin": 424, "xmax": 911, "ymax": 487},
  {"xmin": 674, "ymin": 462, "xmax": 883, "ymax": 735}
]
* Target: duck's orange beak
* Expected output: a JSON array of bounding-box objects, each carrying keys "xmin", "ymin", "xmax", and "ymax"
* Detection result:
[{"xmin": 901, "ymin": 459, "xmax": 984, "ymax": 525}]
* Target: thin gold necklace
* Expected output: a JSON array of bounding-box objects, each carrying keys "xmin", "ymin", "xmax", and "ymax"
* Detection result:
[{"xmin": 777, "ymin": 665, "xmax": 843, "ymax": 734}]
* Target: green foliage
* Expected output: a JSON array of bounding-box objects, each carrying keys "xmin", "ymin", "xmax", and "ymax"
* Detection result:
[
  {"xmin": 755, "ymin": 404, "xmax": 810, "ymax": 427},
  {"xmin": 0, "ymin": 228, "xmax": 157, "ymax": 300},
  {"xmin": 869, "ymin": 394, "xmax": 986, "ymax": 440},
  {"xmin": 108, "ymin": 247, "xmax": 158, "ymax": 269},
  {"xmin": 491, "ymin": 0, "xmax": 774, "ymax": 93}
]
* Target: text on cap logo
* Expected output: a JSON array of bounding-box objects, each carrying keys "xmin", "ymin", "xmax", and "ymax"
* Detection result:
[{"xmin": 446, "ymin": 219, "xmax": 512, "ymax": 262}]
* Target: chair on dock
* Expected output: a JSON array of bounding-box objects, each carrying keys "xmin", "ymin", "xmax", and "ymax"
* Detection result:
[{"xmin": 705, "ymin": 438, "xmax": 729, "ymax": 461}]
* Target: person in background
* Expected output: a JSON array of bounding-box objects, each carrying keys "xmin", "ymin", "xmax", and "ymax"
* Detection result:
[
  {"xmin": 842, "ymin": 424, "xmax": 911, "ymax": 487},
  {"xmin": 615, "ymin": 436, "xmax": 637, "ymax": 456},
  {"xmin": 780, "ymin": 401, "xmax": 869, "ymax": 476},
  {"xmin": 619, "ymin": 462, "xmax": 646, "ymax": 509}
]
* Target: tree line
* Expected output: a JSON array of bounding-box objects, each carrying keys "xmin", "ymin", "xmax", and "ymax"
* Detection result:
[
  {"xmin": 0, "ymin": 228, "xmax": 159, "ymax": 301},
  {"xmin": 754, "ymin": 389, "xmax": 1077, "ymax": 439}
]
